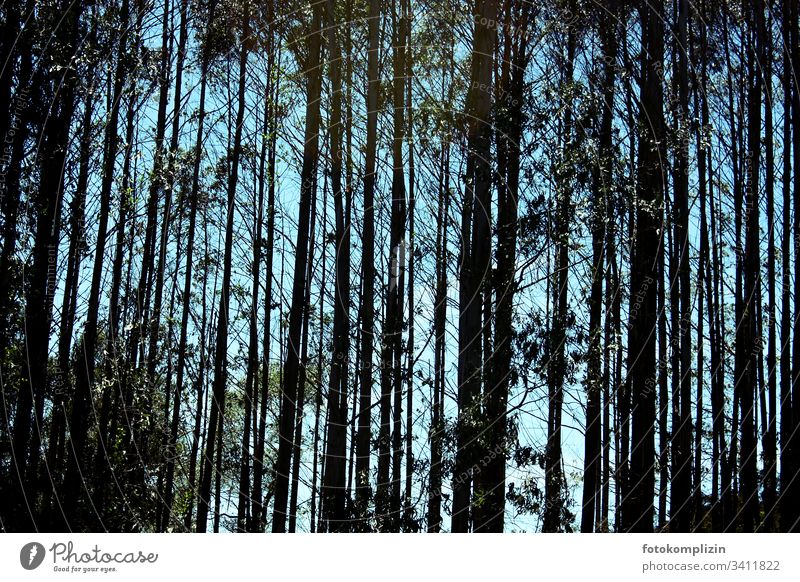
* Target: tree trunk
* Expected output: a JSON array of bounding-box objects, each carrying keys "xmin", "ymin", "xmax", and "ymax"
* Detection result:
[
  {"xmin": 544, "ymin": 4, "xmax": 575, "ymax": 532},
  {"xmin": 670, "ymin": 0, "xmax": 693, "ymax": 533},
  {"xmin": 320, "ymin": 0, "xmax": 350, "ymax": 533},
  {"xmin": 452, "ymin": 0, "xmax": 497, "ymax": 533},
  {"xmin": 59, "ymin": 0, "xmax": 119, "ymax": 528},
  {"xmin": 762, "ymin": 6, "xmax": 777, "ymax": 532},
  {"xmin": 581, "ymin": 2, "xmax": 616, "ymax": 532},
  {"xmin": 354, "ymin": 0, "xmax": 381, "ymax": 530},
  {"xmin": 251, "ymin": 18, "xmax": 279, "ymax": 532},
  {"xmin": 621, "ymin": 0, "xmax": 664, "ymax": 533},
  {"xmin": 272, "ymin": 4, "xmax": 323, "ymax": 532},
  {"xmin": 780, "ymin": 0, "xmax": 794, "ymax": 533},
  {"xmin": 196, "ymin": 7, "xmax": 250, "ymax": 532}
]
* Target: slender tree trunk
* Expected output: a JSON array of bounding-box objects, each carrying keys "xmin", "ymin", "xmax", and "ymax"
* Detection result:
[
  {"xmin": 581, "ymin": 3, "xmax": 615, "ymax": 532},
  {"xmin": 617, "ymin": 33, "xmax": 637, "ymax": 529},
  {"xmin": 621, "ymin": 0, "xmax": 664, "ymax": 533},
  {"xmin": 128, "ymin": 0, "xmax": 171, "ymax": 377},
  {"xmin": 427, "ymin": 39, "xmax": 455, "ymax": 530},
  {"xmin": 158, "ymin": 0, "xmax": 189, "ymax": 531},
  {"xmin": 310, "ymin": 189, "xmax": 327, "ymax": 533},
  {"xmin": 544, "ymin": 5, "xmax": 575, "ymax": 532},
  {"xmin": 693, "ymin": 1, "xmax": 709, "ymax": 527},
  {"xmin": 670, "ymin": 0, "xmax": 693, "ymax": 533},
  {"xmin": 354, "ymin": 0, "xmax": 381, "ymax": 530},
  {"xmin": 251, "ymin": 24, "xmax": 279, "ymax": 533},
  {"xmin": 196, "ymin": 9, "xmax": 250, "ymax": 532},
  {"xmin": 376, "ymin": 0, "xmax": 408, "ymax": 533},
  {"xmin": 779, "ymin": 0, "xmax": 794, "ymax": 533},
  {"xmin": 166, "ymin": 71, "xmax": 204, "ymax": 523},
  {"xmin": 59, "ymin": 0, "xmax": 120, "ymax": 528},
  {"xmin": 452, "ymin": 0, "xmax": 497, "ymax": 533},
  {"xmin": 787, "ymin": 0, "xmax": 800, "ymax": 532},
  {"xmin": 762, "ymin": 6, "xmax": 777, "ymax": 532},
  {"xmin": 737, "ymin": 0, "xmax": 762, "ymax": 533},
  {"xmin": 403, "ymin": 0, "xmax": 416, "ymax": 528},
  {"xmin": 272, "ymin": 4, "xmax": 323, "ymax": 532},
  {"xmin": 320, "ymin": 0, "xmax": 350, "ymax": 533},
  {"xmin": 289, "ymin": 184, "xmax": 318, "ymax": 532},
  {"xmin": 721, "ymin": 9, "xmax": 743, "ymax": 529}
]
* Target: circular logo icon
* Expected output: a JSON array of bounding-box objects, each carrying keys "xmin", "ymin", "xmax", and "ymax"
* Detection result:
[{"xmin": 20, "ymin": 542, "xmax": 46, "ymax": 570}]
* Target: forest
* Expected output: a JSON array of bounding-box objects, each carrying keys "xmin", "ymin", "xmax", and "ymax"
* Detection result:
[{"xmin": 0, "ymin": 0, "xmax": 798, "ymax": 533}]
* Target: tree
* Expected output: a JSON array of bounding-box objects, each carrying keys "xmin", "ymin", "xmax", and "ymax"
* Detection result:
[
  {"xmin": 354, "ymin": 0, "xmax": 382, "ymax": 530},
  {"xmin": 452, "ymin": 0, "xmax": 497, "ymax": 533},
  {"xmin": 197, "ymin": 1, "xmax": 251, "ymax": 533},
  {"xmin": 581, "ymin": 0, "xmax": 617, "ymax": 533},
  {"xmin": 321, "ymin": 0, "xmax": 350, "ymax": 532},
  {"xmin": 621, "ymin": 0, "xmax": 664, "ymax": 533},
  {"xmin": 272, "ymin": 2, "xmax": 323, "ymax": 533}
]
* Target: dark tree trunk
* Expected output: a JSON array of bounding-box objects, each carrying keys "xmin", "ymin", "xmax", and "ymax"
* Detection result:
[
  {"xmin": 737, "ymin": 0, "xmax": 762, "ymax": 533},
  {"xmin": 427, "ymin": 38, "xmax": 455, "ymax": 530},
  {"xmin": 376, "ymin": 0, "xmax": 408, "ymax": 533},
  {"xmin": 403, "ymin": 0, "xmax": 415, "ymax": 529},
  {"xmin": 58, "ymin": 0, "xmax": 116, "ymax": 529},
  {"xmin": 780, "ymin": 0, "xmax": 794, "ymax": 533},
  {"xmin": 289, "ymin": 183, "xmax": 318, "ymax": 532},
  {"xmin": 128, "ymin": 0, "xmax": 172, "ymax": 377},
  {"xmin": 354, "ymin": 0, "xmax": 381, "ymax": 530},
  {"xmin": 272, "ymin": 4, "xmax": 323, "ymax": 532},
  {"xmin": 621, "ymin": 0, "xmax": 664, "ymax": 533},
  {"xmin": 251, "ymin": 15, "xmax": 279, "ymax": 532},
  {"xmin": 157, "ymin": 0, "xmax": 189, "ymax": 532},
  {"xmin": 581, "ymin": 2, "xmax": 616, "ymax": 533},
  {"xmin": 196, "ymin": 8, "xmax": 250, "ymax": 532},
  {"xmin": 452, "ymin": 0, "xmax": 497, "ymax": 533},
  {"xmin": 670, "ymin": 0, "xmax": 693, "ymax": 533},
  {"xmin": 787, "ymin": 0, "xmax": 800, "ymax": 532},
  {"xmin": 762, "ymin": 6, "xmax": 778, "ymax": 532},
  {"xmin": 544, "ymin": 4, "xmax": 575, "ymax": 532},
  {"xmin": 321, "ymin": 0, "xmax": 350, "ymax": 533},
  {"xmin": 168, "ymin": 5, "xmax": 210, "ymax": 534}
]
